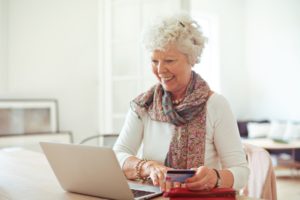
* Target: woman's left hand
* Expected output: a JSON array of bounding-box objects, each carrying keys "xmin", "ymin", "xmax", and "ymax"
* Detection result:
[{"xmin": 185, "ymin": 166, "xmax": 218, "ymax": 191}]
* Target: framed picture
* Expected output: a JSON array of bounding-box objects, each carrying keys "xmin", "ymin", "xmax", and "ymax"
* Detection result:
[{"xmin": 0, "ymin": 99, "xmax": 58, "ymax": 135}]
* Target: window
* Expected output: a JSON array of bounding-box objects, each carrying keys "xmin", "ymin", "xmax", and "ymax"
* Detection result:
[{"xmin": 99, "ymin": 0, "xmax": 182, "ymax": 134}]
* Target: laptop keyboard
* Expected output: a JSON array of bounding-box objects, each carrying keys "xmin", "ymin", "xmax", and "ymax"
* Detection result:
[{"xmin": 131, "ymin": 189, "xmax": 154, "ymax": 198}]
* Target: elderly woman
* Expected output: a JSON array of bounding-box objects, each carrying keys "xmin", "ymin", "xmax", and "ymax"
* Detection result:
[{"xmin": 113, "ymin": 13, "xmax": 249, "ymax": 192}]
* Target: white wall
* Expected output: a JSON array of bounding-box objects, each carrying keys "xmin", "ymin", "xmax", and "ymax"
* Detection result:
[
  {"xmin": 191, "ymin": 0, "xmax": 300, "ymax": 121},
  {"xmin": 245, "ymin": 0, "xmax": 300, "ymax": 120},
  {"xmin": 2, "ymin": 0, "xmax": 300, "ymax": 142},
  {"xmin": 190, "ymin": 0, "xmax": 248, "ymax": 118},
  {"xmin": 0, "ymin": 0, "xmax": 8, "ymax": 93},
  {"xmin": 1, "ymin": 0, "xmax": 99, "ymax": 142}
]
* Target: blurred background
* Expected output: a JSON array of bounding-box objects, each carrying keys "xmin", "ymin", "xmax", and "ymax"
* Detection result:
[{"xmin": 0, "ymin": 0, "xmax": 299, "ymax": 143}]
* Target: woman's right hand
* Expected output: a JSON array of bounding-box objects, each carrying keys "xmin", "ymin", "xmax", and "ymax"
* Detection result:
[{"xmin": 142, "ymin": 160, "xmax": 172, "ymax": 190}]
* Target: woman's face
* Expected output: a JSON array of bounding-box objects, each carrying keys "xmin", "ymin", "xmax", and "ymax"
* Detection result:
[{"xmin": 151, "ymin": 46, "xmax": 192, "ymax": 98}]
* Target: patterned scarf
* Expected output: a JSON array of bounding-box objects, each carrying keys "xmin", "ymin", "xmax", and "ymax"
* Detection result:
[{"xmin": 131, "ymin": 71, "xmax": 211, "ymax": 169}]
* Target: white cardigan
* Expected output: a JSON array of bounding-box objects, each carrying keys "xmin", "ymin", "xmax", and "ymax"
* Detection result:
[{"xmin": 113, "ymin": 93, "xmax": 249, "ymax": 190}]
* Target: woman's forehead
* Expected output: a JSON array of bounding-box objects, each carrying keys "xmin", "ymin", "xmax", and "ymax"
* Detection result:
[{"xmin": 151, "ymin": 46, "xmax": 183, "ymax": 58}]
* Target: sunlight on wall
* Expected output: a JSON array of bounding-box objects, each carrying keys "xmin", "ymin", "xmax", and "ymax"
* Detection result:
[{"xmin": 192, "ymin": 13, "xmax": 221, "ymax": 93}]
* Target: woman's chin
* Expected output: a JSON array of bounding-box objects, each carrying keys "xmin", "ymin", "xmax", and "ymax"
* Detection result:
[{"xmin": 162, "ymin": 86, "xmax": 174, "ymax": 93}]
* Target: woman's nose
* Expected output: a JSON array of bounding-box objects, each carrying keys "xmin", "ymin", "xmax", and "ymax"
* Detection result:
[{"xmin": 157, "ymin": 62, "xmax": 167, "ymax": 73}]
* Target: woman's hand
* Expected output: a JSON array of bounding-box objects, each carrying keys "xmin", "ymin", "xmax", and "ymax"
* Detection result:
[
  {"xmin": 185, "ymin": 166, "xmax": 218, "ymax": 191},
  {"xmin": 142, "ymin": 161, "xmax": 172, "ymax": 190}
]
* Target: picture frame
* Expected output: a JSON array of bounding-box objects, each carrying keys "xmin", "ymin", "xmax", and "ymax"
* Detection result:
[{"xmin": 0, "ymin": 99, "xmax": 59, "ymax": 135}]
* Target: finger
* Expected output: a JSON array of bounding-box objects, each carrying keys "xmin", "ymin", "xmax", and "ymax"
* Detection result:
[
  {"xmin": 186, "ymin": 182, "xmax": 212, "ymax": 191},
  {"xmin": 185, "ymin": 181, "xmax": 203, "ymax": 190},
  {"xmin": 160, "ymin": 181, "xmax": 166, "ymax": 192},
  {"xmin": 186, "ymin": 173, "xmax": 199, "ymax": 182},
  {"xmin": 165, "ymin": 181, "xmax": 172, "ymax": 192},
  {"xmin": 173, "ymin": 182, "xmax": 181, "ymax": 188},
  {"xmin": 186, "ymin": 176, "xmax": 209, "ymax": 190},
  {"xmin": 150, "ymin": 173, "xmax": 159, "ymax": 186},
  {"xmin": 157, "ymin": 171, "xmax": 165, "ymax": 185},
  {"xmin": 186, "ymin": 167, "xmax": 207, "ymax": 183},
  {"xmin": 195, "ymin": 167, "xmax": 208, "ymax": 178}
]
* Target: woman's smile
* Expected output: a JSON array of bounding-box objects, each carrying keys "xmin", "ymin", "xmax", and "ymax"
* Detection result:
[{"xmin": 160, "ymin": 75, "xmax": 175, "ymax": 84}]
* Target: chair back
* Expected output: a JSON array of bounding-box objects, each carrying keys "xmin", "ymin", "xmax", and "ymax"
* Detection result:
[
  {"xmin": 79, "ymin": 133, "xmax": 119, "ymax": 147},
  {"xmin": 241, "ymin": 143, "xmax": 277, "ymax": 200}
]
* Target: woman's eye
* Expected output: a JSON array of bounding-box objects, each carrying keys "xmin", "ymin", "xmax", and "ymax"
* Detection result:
[
  {"xmin": 165, "ymin": 60, "xmax": 174, "ymax": 63},
  {"xmin": 151, "ymin": 60, "xmax": 158, "ymax": 65}
]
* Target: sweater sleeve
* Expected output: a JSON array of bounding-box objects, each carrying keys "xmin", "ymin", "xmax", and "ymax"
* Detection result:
[
  {"xmin": 209, "ymin": 94, "xmax": 249, "ymax": 190},
  {"xmin": 113, "ymin": 108, "xmax": 144, "ymax": 168}
]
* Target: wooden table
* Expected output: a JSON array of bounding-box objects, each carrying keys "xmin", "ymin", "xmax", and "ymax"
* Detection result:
[
  {"xmin": 0, "ymin": 148, "xmax": 102, "ymax": 200},
  {"xmin": 0, "ymin": 148, "xmax": 257, "ymax": 200}
]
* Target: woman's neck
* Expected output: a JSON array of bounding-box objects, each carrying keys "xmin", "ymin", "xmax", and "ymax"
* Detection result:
[{"xmin": 172, "ymin": 91, "xmax": 186, "ymax": 101}]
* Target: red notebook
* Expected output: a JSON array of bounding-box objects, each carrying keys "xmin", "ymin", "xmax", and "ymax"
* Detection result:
[{"xmin": 163, "ymin": 188, "xmax": 236, "ymax": 200}]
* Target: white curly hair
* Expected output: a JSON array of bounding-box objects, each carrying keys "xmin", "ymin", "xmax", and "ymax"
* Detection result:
[{"xmin": 142, "ymin": 12, "xmax": 207, "ymax": 65}]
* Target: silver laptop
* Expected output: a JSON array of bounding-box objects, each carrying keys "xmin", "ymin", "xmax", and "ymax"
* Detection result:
[{"xmin": 40, "ymin": 142, "xmax": 162, "ymax": 200}]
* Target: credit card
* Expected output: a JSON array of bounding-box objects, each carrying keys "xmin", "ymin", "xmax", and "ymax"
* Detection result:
[{"xmin": 165, "ymin": 169, "xmax": 196, "ymax": 183}]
